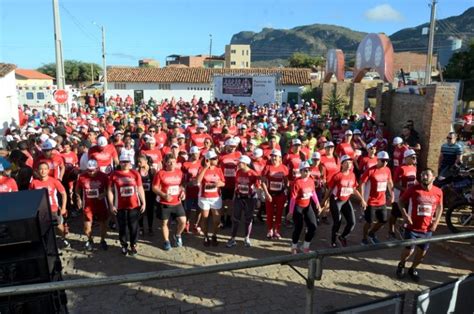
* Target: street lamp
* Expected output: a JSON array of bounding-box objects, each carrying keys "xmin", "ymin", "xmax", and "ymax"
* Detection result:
[{"xmin": 93, "ymin": 22, "xmax": 107, "ymax": 98}]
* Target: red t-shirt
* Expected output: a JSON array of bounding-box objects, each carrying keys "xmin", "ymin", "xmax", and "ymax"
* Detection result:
[
  {"xmin": 358, "ymin": 156, "xmax": 378, "ymax": 173},
  {"xmin": 88, "ymin": 145, "xmax": 118, "ymax": 174},
  {"xmin": 153, "ymin": 169, "xmax": 183, "ymax": 206},
  {"xmin": 154, "ymin": 131, "xmax": 168, "ymax": 148},
  {"xmin": 291, "ymin": 177, "xmax": 316, "ymax": 208},
  {"xmin": 335, "ymin": 142, "xmax": 355, "ymax": 159},
  {"xmin": 29, "ymin": 177, "xmax": 65, "ymax": 212},
  {"xmin": 191, "ymin": 133, "xmax": 212, "ymax": 149},
  {"xmin": 328, "ymin": 171, "xmax": 358, "ymax": 202},
  {"xmin": 199, "ymin": 167, "xmax": 225, "ymax": 198},
  {"xmin": 182, "ymin": 160, "xmax": 202, "ymax": 199},
  {"xmin": 235, "ymin": 169, "xmax": 259, "ymax": 196},
  {"xmin": 0, "ymin": 176, "xmax": 18, "ymax": 193},
  {"xmin": 76, "ymin": 172, "xmax": 109, "ymax": 210},
  {"xmin": 33, "ymin": 154, "xmax": 65, "ymax": 179},
  {"xmin": 310, "ymin": 165, "xmax": 326, "ymax": 189},
  {"xmin": 140, "ymin": 148, "xmax": 162, "ymax": 170},
  {"xmin": 262, "ymin": 163, "xmax": 289, "ymax": 194},
  {"xmin": 109, "ymin": 170, "xmax": 142, "ymax": 209},
  {"xmin": 283, "ymin": 151, "xmax": 305, "ymax": 181},
  {"xmin": 252, "ymin": 158, "xmax": 267, "ymax": 176},
  {"xmin": 360, "ymin": 166, "xmax": 392, "ymax": 206},
  {"xmin": 219, "ymin": 151, "xmax": 241, "ymax": 187},
  {"xmin": 394, "ymin": 165, "xmax": 417, "ymax": 190},
  {"xmin": 400, "ymin": 184, "xmax": 443, "ymax": 232},
  {"xmin": 321, "ymin": 155, "xmax": 340, "ymax": 184},
  {"xmin": 392, "ymin": 145, "xmax": 408, "ymax": 168}
]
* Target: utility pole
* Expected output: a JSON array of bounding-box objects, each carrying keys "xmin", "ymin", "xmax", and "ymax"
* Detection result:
[
  {"xmin": 101, "ymin": 26, "xmax": 107, "ymax": 98},
  {"xmin": 91, "ymin": 63, "xmax": 94, "ymax": 84},
  {"xmin": 209, "ymin": 34, "xmax": 212, "ymax": 62},
  {"xmin": 52, "ymin": 0, "xmax": 66, "ymax": 113},
  {"xmin": 425, "ymin": 0, "xmax": 437, "ymax": 85}
]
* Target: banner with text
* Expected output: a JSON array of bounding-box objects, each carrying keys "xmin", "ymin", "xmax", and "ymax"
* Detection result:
[{"xmin": 213, "ymin": 75, "xmax": 276, "ymax": 105}]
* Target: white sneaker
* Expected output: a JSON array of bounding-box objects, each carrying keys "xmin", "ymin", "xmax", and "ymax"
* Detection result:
[{"xmin": 244, "ymin": 238, "xmax": 251, "ymax": 248}]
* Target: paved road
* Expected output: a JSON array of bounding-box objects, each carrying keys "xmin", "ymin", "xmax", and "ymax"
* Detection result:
[{"xmin": 60, "ymin": 214, "xmax": 473, "ymax": 313}]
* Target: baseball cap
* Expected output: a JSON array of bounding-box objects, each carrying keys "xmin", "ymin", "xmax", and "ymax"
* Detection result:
[
  {"xmin": 171, "ymin": 143, "xmax": 179, "ymax": 148},
  {"xmin": 341, "ymin": 119, "xmax": 349, "ymax": 125},
  {"xmin": 41, "ymin": 140, "xmax": 54, "ymax": 150},
  {"xmin": 367, "ymin": 142, "xmax": 375, "ymax": 149},
  {"xmin": 197, "ymin": 122, "xmax": 206, "ymax": 129},
  {"xmin": 40, "ymin": 134, "xmax": 49, "ymax": 143},
  {"xmin": 353, "ymin": 129, "xmax": 362, "ymax": 135},
  {"xmin": 189, "ymin": 146, "xmax": 200, "ymax": 154},
  {"xmin": 146, "ymin": 137, "xmax": 156, "ymax": 144},
  {"xmin": 97, "ymin": 136, "xmax": 108, "ymax": 147},
  {"xmin": 404, "ymin": 149, "xmax": 416, "ymax": 158},
  {"xmin": 119, "ymin": 153, "xmax": 131, "ymax": 162},
  {"xmin": 340, "ymin": 155, "xmax": 352, "ymax": 163},
  {"xmin": 292, "ymin": 138, "xmax": 302, "ymax": 145},
  {"xmin": 253, "ymin": 148, "xmax": 263, "ymax": 158},
  {"xmin": 177, "ymin": 133, "xmax": 185, "ymax": 139},
  {"xmin": 377, "ymin": 151, "xmax": 390, "ymax": 160},
  {"xmin": 225, "ymin": 138, "xmax": 238, "ymax": 146},
  {"xmin": 87, "ymin": 159, "xmax": 98, "ymax": 170},
  {"xmin": 299, "ymin": 161, "xmax": 311, "ymax": 170},
  {"xmin": 239, "ymin": 155, "xmax": 251, "ymax": 165},
  {"xmin": 270, "ymin": 149, "xmax": 282, "ymax": 157},
  {"xmin": 345, "ymin": 130, "xmax": 353, "ymax": 136},
  {"xmin": 312, "ymin": 151, "xmax": 321, "ymax": 160},
  {"xmin": 205, "ymin": 150, "xmax": 217, "ymax": 160},
  {"xmin": 324, "ymin": 141, "xmax": 335, "ymax": 148},
  {"xmin": 239, "ymin": 124, "xmax": 247, "ymax": 129},
  {"xmin": 392, "ymin": 137, "xmax": 403, "ymax": 145}
]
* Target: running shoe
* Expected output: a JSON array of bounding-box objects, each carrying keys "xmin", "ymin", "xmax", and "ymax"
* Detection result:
[
  {"xmin": 175, "ymin": 235, "xmax": 183, "ymax": 248},
  {"xmin": 408, "ymin": 268, "xmax": 420, "ymax": 282},
  {"xmin": 244, "ymin": 238, "xmax": 251, "ymax": 248},
  {"xmin": 368, "ymin": 233, "xmax": 380, "ymax": 244},
  {"xmin": 266, "ymin": 230, "xmax": 274, "ymax": 239},
  {"xmin": 338, "ymin": 236, "xmax": 348, "ymax": 247},
  {"xmin": 226, "ymin": 238, "xmax": 237, "ymax": 248},
  {"xmin": 273, "ymin": 232, "xmax": 282, "ymax": 240},
  {"xmin": 100, "ymin": 240, "xmax": 108, "ymax": 250},
  {"xmin": 203, "ymin": 236, "xmax": 211, "ymax": 247},
  {"xmin": 211, "ymin": 234, "xmax": 218, "ymax": 247},
  {"xmin": 129, "ymin": 246, "xmax": 138, "ymax": 257},
  {"xmin": 121, "ymin": 246, "xmax": 128, "ymax": 256},
  {"xmin": 396, "ymin": 262, "xmax": 405, "ymax": 279},
  {"xmin": 84, "ymin": 240, "xmax": 93, "ymax": 251},
  {"xmin": 361, "ymin": 239, "xmax": 371, "ymax": 245},
  {"xmin": 163, "ymin": 241, "xmax": 172, "ymax": 251}
]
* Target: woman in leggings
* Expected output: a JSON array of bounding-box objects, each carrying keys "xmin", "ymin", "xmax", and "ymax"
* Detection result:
[
  {"xmin": 137, "ymin": 155, "xmax": 156, "ymax": 236},
  {"xmin": 322, "ymin": 155, "xmax": 366, "ymax": 248},
  {"xmin": 286, "ymin": 161, "xmax": 321, "ymax": 254}
]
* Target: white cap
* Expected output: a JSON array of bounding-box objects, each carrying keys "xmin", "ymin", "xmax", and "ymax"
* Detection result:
[
  {"xmin": 355, "ymin": 149, "xmax": 362, "ymax": 156},
  {"xmin": 27, "ymin": 127, "xmax": 36, "ymax": 133},
  {"xmin": 270, "ymin": 149, "xmax": 282, "ymax": 157},
  {"xmin": 340, "ymin": 155, "xmax": 353, "ymax": 163},
  {"xmin": 345, "ymin": 130, "xmax": 353, "ymax": 136},
  {"xmin": 311, "ymin": 151, "xmax": 321, "ymax": 159},
  {"xmin": 324, "ymin": 141, "xmax": 335, "ymax": 148},
  {"xmin": 404, "ymin": 149, "xmax": 416, "ymax": 158},
  {"xmin": 299, "ymin": 161, "xmax": 310, "ymax": 170},
  {"xmin": 367, "ymin": 142, "xmax": 375, "ymax": 149},
  {"xmin": 225, "ymin": 138, "xmax": 238, "ymax": 146},
  {"xmin": 205, "ymin": 150, "xmax": 217, "ymax": 160},
  {"xmin": 377, "ymin": 151, "xmax": 390, "ymax": 160},
  {"xmin": 189, "ymin": 146, "xmax": 200, "ymax": 154},
  {"xmin": 89, "ymin": 120, "xmax": 98, "ymax": 126},
  {"xmin": 177, "ymin": 133, "xmax": 185, "ymax": 139},
  {"xmin": 197, "ymin": 122, "xmax": 206, "ymax": 129},
  {"xmin": 39, "ymin": 134, "xmax": 49, "ymax": 143},
  {"xmin": 146, "ymin": 137, "xmax": 156, "ymax": 144},
  {"xmin": 119, "ymin": 152, "xmax": 131, "ymax": 162},
  {"xmin": 171, "ymin": 143, "xmax": 179, "ymax": 148},
  {"xmin": 87, "ymin": 159, "xmax": 98, "ymax": 170},
  {"xmin": 341, "ymin": 119, "xmax": 349, "ymax": 125},
  {"xmin": 253, "ymin": 148, "xmax": 263, "ymax": 158},
  {"xmin": 239, "ymin": 124, "xmax": 247, "ymax": 129},
  {"xmin": 239, "ymin": 155, "xmax": 251, "ymax": 165},
  {"xmin": 41, "ymin": 140, "xmax": 54, "ymax": 150},
  {"xmin": 392, "ymin": 137, "xmax": 403, "ymax": 145},
  {"xmin": 353, "ymin": 129, "xmax": 362, "ymax": 135},
  {"xmin": 249, "ymin": 139, "xmax": 258, "ymax": 146},
  {"xmin": 292, "ymin": 138, "xmax": 302, "ymax": 145},
  {"xmin": 97, "ymin": 136, "xmax": 108, "ymax": 147}
]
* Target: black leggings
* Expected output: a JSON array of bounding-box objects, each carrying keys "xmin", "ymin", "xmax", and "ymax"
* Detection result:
[
  {"xmin": 117, "ymin": 208, "xmax": 141, "ymax": 248},
  {"xmin": 139, "ymin": 194, "xmax": 155, "ymax": 230},
  {"xmin": 330, "ymin": 197, "xmax": 356, "ymax": 243},
  {"xmin": 292, "ymin": 205, "xmax": 317, "ymax": 244}
]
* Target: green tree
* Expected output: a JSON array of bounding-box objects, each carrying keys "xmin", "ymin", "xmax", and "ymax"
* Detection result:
[
  {"xmin": 288, "ymin": 52, "xmax": 324, "ymax": 68},
  {"xmin": 37, "ymin": 60, "xmax": 102, "ymax": 85},
  {"xmin": 444, "ymin": 40, "xmax": 474, "ymax": 101}
]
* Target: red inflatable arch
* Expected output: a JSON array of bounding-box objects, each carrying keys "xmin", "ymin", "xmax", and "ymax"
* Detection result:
[
  {"xmin": 324, "ymin": 49, "xmax": 345, "ymax": 82},
  {"xmin": 353, "ymin": 33, "xmax": 394, "ymax": 83}
]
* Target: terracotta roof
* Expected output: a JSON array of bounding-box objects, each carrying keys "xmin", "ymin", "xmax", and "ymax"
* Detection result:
[
  {"xmin": 16, "ymin": 68, "xmax": 54, "ymax": 80},
  {"xmin": 0, "ymin": 63, "xmax": 16, "ymax": 78},
  {"xmin": 107, "ymin": 67, "xmax": 311, "ymax": 85}
]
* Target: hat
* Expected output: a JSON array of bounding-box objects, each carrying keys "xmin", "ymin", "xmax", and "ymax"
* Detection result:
[
  {"xmin": 340, "ymin": 155, "xmax": 352, "ymax": 163},
  {"xmin": 324, "ymin": 141, "xmax": 335, "ymax": 148},
  {"xmin": 249, "ymin": 139, "xmax": 258, "ymax": 146},
  {"xmin": 292, "ymin": 138, "xmax": 302, "ymax": 145},
  {"xmin": 239, "ymin": 124, "xmax": 247, "ymax": 129},
  {"xmin": 404, "ymin": 149, "xmax": 416, "ymax": 158},
  {"xmin": 345, "ymin": 130, "xmax": 353, "ymax": 136},
  {"xmin": 341, "ymin": 119, "xmax": 349, "ymax": 125},
  {"xmin": 197, "ymin": 122, "xmax": 206, "ymax": 129},
  {"xmin": 205, "ymin": 150, "xmax": 217, "ymax": 160},
  {"xmin": 392, "ymin": 137, "xmax": 403, "ymax": 145},
  {"xmin": 146, "ymin": 137, "xmax": 156, "ymax": 144},
  {"xmin": 41, "ymin": 140, "xmax": 54, "ymax": 150},
  {"xmin": 119, "ymin": 153, "xmax": 131, "ymax": 162},
  {"xmin": 367, "ymin": 142, "xmax": 375, "ymax": 149},
  {"xmin": 299, "ymin": 161, "xmax": 311, "ymax": 170},
  {"xmin": 353, "ymin": 129, "xmax": 362, "ymax": 135},
  {"xmin": 270, "ymin": 149, "xmax": 282, "ymax": 157},
  {"xmin": 97, "ymin": 136, "xmax": 108, "ymax": 147},
  {"xmin": 253, "ymin": 148, "xmax": 263, "ymax": 158},
  {"xmin": 177, "ymin": 133, "xmax": 185, "ymax": 139},
  {"xmin": 311, "ymin": 151, "xmax": 321, "ymax": 159},
  {"xmin": 39, "ymin": 134, "xmax": 49, "ymax": 143},
  {"xmin": 87, "ymin": 159, "xmax": 98, "ymax": 170},
  {"xmin": 171, "ymin": 143, "xmax": 179, "ymax": 148},
  {"xmin": 377, "ymin": 151, "xmax": 390, "ymax": 160},
  {"xmin": 239, "ymin": 155, "xmax": 251, "ymax": 165},
  {"xmin": 225, "ymin": 138, "xmax": 238, "ymax": 146},
  {"xmin": 189, "ymin": 146, "xmax": 200, "ymax": 154}
]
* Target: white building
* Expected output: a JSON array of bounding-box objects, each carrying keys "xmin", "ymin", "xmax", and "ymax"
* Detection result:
[
  {"xmin": 0, "ymin": 63, "xmax": 19, "ymax": 146},
  {"xmin": 106, "ymin": 67, "xmax": 310, "ymax": 105}
]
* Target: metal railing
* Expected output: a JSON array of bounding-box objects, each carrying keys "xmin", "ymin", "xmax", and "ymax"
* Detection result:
[{"xmin": 1, "ymin": 232, "xmax": 473, "ymax": 313}]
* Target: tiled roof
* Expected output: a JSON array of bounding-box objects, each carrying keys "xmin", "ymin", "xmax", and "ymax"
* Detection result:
[
  {"xmin": 107, "ymin": 67, "xmax": 311, "ymax": 85},
  {"xmin": 0, "ymin": 63, "xmax": 16, "ymax": 78},
  {"xmin": 16, "ymin": 68, "xmax": 54, "ymax": 80}
]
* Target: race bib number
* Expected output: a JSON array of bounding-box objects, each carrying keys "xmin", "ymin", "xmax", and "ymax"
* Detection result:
[
  {"xmin": 204, "ymin": 184, "xmax": 217, "ymax": 193},
  {"xmin": 393, "ymin": 160, "xmax": 399, "ymax": 167},
  {"xmin": 143, "ymin": 183, "xmax": 151, "ymax": 191},
  {"xmin": 417, "ymin": 204, "xmax": 432, "ymax": 217},
  {"xmin": 302, "ymin": 192, "xmax": 311, "ymax": 200},
  {"xmin": 293, "ymin": 169, "xmax": 301, "ymax": 178},
  {"xmin": 120, "ymin": 186, "xmax": 135, "ymax": 197},
  {"xmin": 269, "ymin": 181, "xmax": 283, "ymax": 191},
  {"xmin": 100, "ymin": 165, "xmax": 112, "ymax": 174},
  {"xmin": 376, "ymin": 181, "xmax": 387, "ymax": 192},
  {"xmin": 224, "ymin": 168, "xmax": 236, "ymax": 177},
  {"xmin": 340, "ymin": 187, "xmax": 353, "ymax": 197},
  {"xmin": 238, "ymin": 184, "xmax": 249, "ymax": 194},
  {"xmin": 167, "ymin": 185, "xmax": 180, "ymax": 196},
  {"xmin": 85, "ymin": 189, "xmax": 99, "ymax": 199}
]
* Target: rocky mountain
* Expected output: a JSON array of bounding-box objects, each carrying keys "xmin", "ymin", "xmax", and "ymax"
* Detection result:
[{"xmin": 230, "ymin": 7, "xmax": 474, "ymax": 63}]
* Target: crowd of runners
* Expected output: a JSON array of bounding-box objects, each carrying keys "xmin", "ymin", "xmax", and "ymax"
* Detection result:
[{"xmin": 1, "ymin": 94, "xmax": 471, "ymax": 282}]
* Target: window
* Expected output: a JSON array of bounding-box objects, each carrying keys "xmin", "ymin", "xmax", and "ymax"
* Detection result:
[
  {"xmin": 241, "ymin": 61, "xmax": 245, "ymax": 67},
  {"xmin": 37, "ymin": 92, "xmax": 45, "ymax": 100},
  {"xmin": 231, "ymin": 61, "xmax": 236, "ymax": 65},
  {"xmin": 246, "ymin": 62, "xmax": 249, "ymax": 67},
  {"xmin": 246, "ymin": 50, "xmax": 249, "ymax": 56},
  {"xmin": 158, "ymin": 84, "xmax": 170, "ymax": 90},
  {"xmin": 231, "ymin": 49, "xmax": 236, "ymax": 54},
  {"xmin": 114, "ymin": 83, "xmax": 126, "ymax": 89},
  {"xmin": 242, "ymin": 50, "xmax": 244, "ymax": 56},
  {"xmin": 26, "ymin": 92, "xmax": 34, "ymax": 100}
]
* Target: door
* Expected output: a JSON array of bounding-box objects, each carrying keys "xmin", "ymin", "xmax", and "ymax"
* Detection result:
[
  {"xmin": 134, "ymin": 90, "xmax": 144, "ymax": 104},
  {"xmin": 287, "ymin": 92, "xmax": 299, "ymax": 105}
]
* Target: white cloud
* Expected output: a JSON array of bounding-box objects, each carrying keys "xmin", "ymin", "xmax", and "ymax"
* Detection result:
[{"xmin": 365, "ymin": 4, "xmax": 404, "ymax": 22}]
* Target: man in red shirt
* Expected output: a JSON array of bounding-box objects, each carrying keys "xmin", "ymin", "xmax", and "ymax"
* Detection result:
[
  {"xmin": 219, "ymin": 138, "xmax": 241, "ymax": 227},
  {"xmin": 0, "ymin": 164, "xmax": 18, "ymax": 192},
  {"xmin": 392, "ymin": 137, "xmax": 408, "ymax": 171},
  {"xmin": 75, "ymin": 159, "xmax": 110, "ymax": 251},
  {"xmin": 396, "ymin": 168, "xmax": 443, "ymax": 282},
  {"xmin": 140, "ymin": 136, "xmax": 162, "ymax": 170},
  {"xmin": 360, "ymin": 151, "xmax": 394, "ymax": 245},
  {"xmin": 33, "ymin": 139, "xmax": 65, "ymax": 180},
  {"xmin": 190, "ymin": 123, "xmax": 212, "ymax": 149},
  {"xmin": 182, "ymin": 146, "xmax": 202, "ymax": 234},
  {"xmin": 335, "ymin": 130, "xmax": 355, "ymax": 159},
  {"xmin": 88, "ymin": 136, "xmax": 119, "ymax": 174}
]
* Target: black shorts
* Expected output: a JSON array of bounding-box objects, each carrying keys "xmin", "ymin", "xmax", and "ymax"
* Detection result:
[
  {"xmin": 391, "ymin": 202, "xmax": 402, "ymax": 218},
  {"xmin": 404, "ymin": 230, "xmax": 432, "ymax": 251},
  {"xmin": 221, "ymin": 187, "xmax": 234, "ymax": 201},
  {"xmin": 157, "ymin": 203, "xmax": 186, "ymax": 220},
  {"xmin": 364, "ymin": 205, "xmax": 388, "ymax": 223}
]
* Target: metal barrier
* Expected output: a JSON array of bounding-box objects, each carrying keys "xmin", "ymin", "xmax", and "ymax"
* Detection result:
[{"xmin": 1, "ymin": 232, "xmax": 473, "ymax": 313}]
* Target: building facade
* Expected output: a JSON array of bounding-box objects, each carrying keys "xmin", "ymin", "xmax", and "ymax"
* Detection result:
[
  {"xmin": 225, "ymin": 44, "xmax": 251, "ymax": 69},
  {"xmin": 0, "ymin": 63, "xmax": 19, "ymax": 146}
]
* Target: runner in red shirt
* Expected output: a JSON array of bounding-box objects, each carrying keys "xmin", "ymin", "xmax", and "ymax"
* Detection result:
[
  {"xmin": 197, "ymin": 150, "xmax": 226, "ymax": 246},
  {"xmin": 190, "ymin": 123, "xmax": 212, "ymax": 149},
  {"xmin": 75, "ymin": 159, "xmax": 110, "ymax": 251},
  {"xmin": 287, "ymin": 161, "xmax": 322, "ymax": 254},
  {"xmin": 356, "ymin": 143, "xmax": 378, "ymax": 174},
  {"xmin": 360, "ymin": 151, "xmax": 394, "ymax": 245},
  {"xmin": 283, "ymin": 138, "xmax": 306, "ymax": 182},
  {"xmin": 396, "ymin": 168, "xmax": 443, "ymax": 282},
  {"xmin": 219, "ymin": 138, "xmax": 241, "ymax": 227},
  {"xmin": 0, "ymin": 164, "xmax": 18, "ymax": 192},
  {"xmin": 140, "ymin": 136, "xmax": 162, "ymax": 170},
  {"xmin": 320, "ymin": 141, "xmax": 339, "ymax": 184},
  {"xmin": 29, "ymin": 162, "xmax": 69, "ymax": 247},
  {"xmin": 226, "ymin": 155, "xmax": 259, "ymax": 248},
  {"xmin": 33, "ymin": 140, "xmax": 65, "ymax": 180},
  {"xmin": 107, "ymin": 153, "xmax": 146, "ymax": 256},
  {"xmin": 88, "ymin": 136, "xmax": 119, "ymax": 174},
  {"xmin": 182, "ymin": 146, "xmax": 203, "ymax": 234},
  {"xmin": 335, "ymin": 130, "xmax": 355, "ymax": 159},
  {"xmin": 392, "ymin": 137, "xmax": 408, "ymax": 172},
  {"xmin": 323, "ymin": 155, "xmax": 366, "ymax": 247},
  {"xmin": 152, "ymin": 153, "xmax": 186, "ymax": 251}
]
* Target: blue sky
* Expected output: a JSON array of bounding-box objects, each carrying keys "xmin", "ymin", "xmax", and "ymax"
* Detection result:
[{"xmin": 1, "ymin": 0, "xmax": 473, "ymax": 69}]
